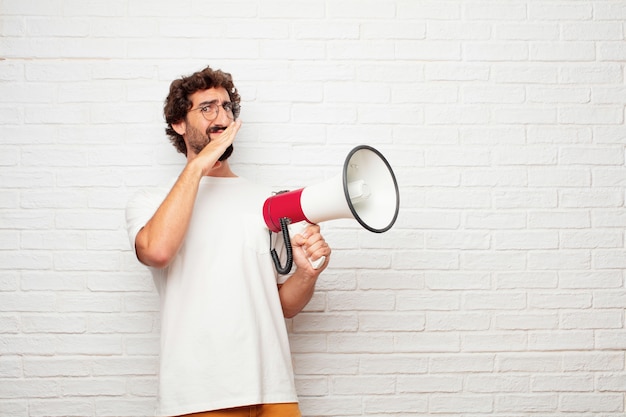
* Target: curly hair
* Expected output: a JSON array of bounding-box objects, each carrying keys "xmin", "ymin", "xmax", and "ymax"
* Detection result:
[{"xmin": 164, "ymin": 66, "xmax": 241, "ymax": 156}]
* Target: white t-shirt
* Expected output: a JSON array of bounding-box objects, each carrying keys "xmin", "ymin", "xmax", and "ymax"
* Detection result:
[{"xmin": 126, "ymin": 176, "xmax": 297, "ymax": 417}]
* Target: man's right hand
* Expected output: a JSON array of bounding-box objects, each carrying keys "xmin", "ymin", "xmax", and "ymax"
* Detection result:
[{"xmin": 191, "ymin": 120, "xmax": 242, "ymax": 177}]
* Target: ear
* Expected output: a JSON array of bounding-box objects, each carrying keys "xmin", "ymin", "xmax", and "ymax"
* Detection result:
[{"xmin": 172, "ymin": 120, "xmax": 186, "ymax": 136}]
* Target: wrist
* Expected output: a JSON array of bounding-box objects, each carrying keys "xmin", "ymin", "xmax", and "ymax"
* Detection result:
[{"xmin": 184, "ymin": 157, "xmax": 206, "ymax": 179}]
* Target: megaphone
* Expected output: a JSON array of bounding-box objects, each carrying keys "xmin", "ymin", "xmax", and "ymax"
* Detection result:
[{"xmin": 263, "ymin": 145, "xmax": 400, "ymax": 274}]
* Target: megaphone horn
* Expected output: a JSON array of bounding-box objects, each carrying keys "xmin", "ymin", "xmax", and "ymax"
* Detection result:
[{"xmin": 263, "ymin": 145, "xmax": 400, "ymax": 273}]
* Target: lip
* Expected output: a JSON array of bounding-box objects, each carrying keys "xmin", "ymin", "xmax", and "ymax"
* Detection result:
[{"xmin": 208, "ymin": 125, "xmax": 227, "ymax": 134}]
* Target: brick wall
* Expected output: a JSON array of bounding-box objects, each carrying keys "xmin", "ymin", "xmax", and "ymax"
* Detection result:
[{"xmin": 1, "ymin": 1, "xmax": 625, "ymax": 416}]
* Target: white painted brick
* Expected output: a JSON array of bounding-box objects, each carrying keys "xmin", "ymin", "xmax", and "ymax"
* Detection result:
[
  {"xmin": 296, "ymin": 377, "xmax": 328, "ymax": 398},
  {"xmin": 528, "ymin": 126, "xmax": 593, "ymax": 144},
  {"xmin": 298, "ymin": 397, "xmax": 362, "ymax": 417},
  {"xmin": 394, "ymin": 332, "xmax": 461, "ymax": 353},
  {"xmin": 293, "ymin": 353, "xmax": 359, "ymax": 375},
  {"xmin": 495, "ymin": 271, "xmax": 558, "ymax": 289},
  {"xmin": 529, "ymin": 3, "xmax": 592, "ymax": 20},
  {"xmin": 92, "ymin": 357, "xmax": 157, "ymax": 376},
  {"xmin": 492, "ymin": 64, "xmax": 558, "ymax": 84},
  {"xmin": 465, "ymin": 211, "xmax": 527, "ymax": 230},
  {"xmin": 463, "ymin": 85, "xmax": 525, "ymax": 104},
  {"xmin": 126, "ymin": 336, "xmax": 160, "ymax": 356},
  {"xmin": 531, "ymin": 374, "xmax": 593, "ymax": 392},
  {"xmin": 360, "ymin": 354, "xmax": 428, "ymax": 374},
  {"xmin": 592, "ymin": 209, "xmax": 626, "ymax": 227},
  {"xmin": 327, "ymin": 292, "xmax": 394, "ymax": 311},
  {"xmin": 561, "ymin": 230, "xmax": 623, "ymax": 249},
  {"xmin": 426, "ymin": 312, "xmax": 490, "ymax": 331},
  {"xmin": 528, "ymin": 86, "xmax": 591, "ymax": 104},
  {"xmin": 464, "ymin": 42, "xmax": 529, "ymax": 62},
  {"xmin": 496, "ymin": 353, "xmax": 562, "ymax": 372},
  {"xmin": 21, "ymin": 315, "xmax": 86, "ymax": 334},
  {"xmin": 562, "ymin": 22, "xmax": 624, "ymax": 41},
  {"xmin": 3, "ymin": 2, "xmax": 626, "ymax": 415},
  {"xmin": 528, "ymin": 293, "xmax": 592, "ymax": 309},
  {"xmin": 464, "ymin": 292, "xmax": 526, "ymax": 310},
  {"xmin": 496, "ymin": 313, "xmax": 558, "ymax": 330},
  {"xmin": 597, "ymin": 373, "xmax": 626, "ymax": 392},
  {"xmin": 560, "ymin": 393, "xmax": 624, "ymax": 412},
  {"xmin": 562, "ymin": 64, "xmax": 624, "ymax": 85},
  {"xmin": 0, "ymin": 355, "xmax": 21, "ymax": 377},
  {"xmin": 493, "ymin": 190, "xmax": 557, "ymax": 209},
  {"xmin": 466, "ymin": 374, "xmax": 529, "ymax": 393},
  {"xmin": 396, "ymin": 292, "xmax": 459, "ymax": 311},
  {"xmin": 393, "ymin": 83, "xmax": 458, "ymax": 104},
  {"xmin": 560, "ymin": 106, "xmax": 624, "ymax": 125},
  {"xmin": 593, "ymin": 290, "xmax": 626, "ymax": 308},
  {"xmin": 362, "ymin": 21, "xmax": 426, "ymax": 40},
  {"xmin": 528, "ymin": 330, "xmax": 594, "ymax": 351},
  {"xmin": 88, "ymin": 314, "xmax": 154, "ymax": 333},
  {"xmin": 397, "ymin": 374, "xmax": 462, "ymax": 393},
  {"xmin": 363, "ymin": 395, "xmax": 427, "ymax": 414},
  {"xmin": 425, "ymin": 104, "xmax": 490, "ymax": 125},
  {"xmin": 530, "ymin": 42, "xmax": 596, "ymax": 61},
  {"xmin": 598, "ymin": 41, "xmax": 626, "ymax": 61},
  {"xmin": 462, "ymin": 251, "xmax": 527, "ymax": 271},
  {"xmin": 559, "ymin": 271, "xmax": 623, "ymax": 289},
  {"xmin": 332, "ymin": 375, "xmax": 395, "ymax": 395},
  {"xmin": 427, "ymin": 21, "xmax": 491, "ymax": 40},
  {"xmin": 396, "ymin": 40, "xmax": 461, "ymax": 61},
  {"xmin": 398, "ymin": 1, "xmax": 461, "ymax": 19},
  {"xmin": 358, "ymin": 313, "xmax": 425, "ymax": 332},
  {"xmin": 528, "ymin": 250, "xmax": 591, "ymax": 270},
  {"xmin": 0, "ymin": 401, "xmax": 27, "ymax": 415},
  {"xmin": 495, "ymin": 394, "xmax": 557, "ymax": 413},
  {"xmin": 493, "ymin": 106, "xmax": 557, "ymax": 125},
  {"xmin": 426, "ymin": 189, "xmax": 491, "ymax": 209},
  {"xmin": 562, "ymin": 352, "xmax": 625, "ymax": 371},
  {"xmin": 28, "ymin": 399, "xmax": 95, "ymax": 417},
  {"xmin": 395, "ymin": 250, "xmax": 459, "ymax": 270},
  {"xmin": 23, "ymin": 358, "xmax": 90, "ymax": 378},
  {"xmin": 426, "ymin": 63, "xmax": 490, "ymax": 81},
  {"xmin": 0, "ymin": 315, "xmax": 19, "ymax": 334},
  {"xmin": 430, "ymin": 354, "xmax": 495, "ymax": 373},
  {"xmin": 425, "ymin": 230, "xmax": 489, "ymax": 250},
  {"xmin": 494, "ymin": 231, "xmax": 559, "ymax": 250},
  {"xmin": 95, "ymin": 398, "xmax": 156, "ymax": 417},
  {"xmin": 0, "ymin": 378, "xmax": 59, "ymax": 399},
  {"xmin": 292, "ymin": 313, "xmax": 358, "ymax": 333},
  {"xmin": 496, "ymin": 23, "xmax": 559, "ymax": 41},
  {"xmin": 426, "ymin": 271, "xmax": 491, "ymax": 290},
  {"xmin": 463, "ymin": 332, "xmax": 529, "ymax": 352}
]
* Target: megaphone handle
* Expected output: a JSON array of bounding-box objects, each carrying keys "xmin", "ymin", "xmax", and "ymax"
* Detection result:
[{"xmin": 288, "ymin": 221, "xmax": 326, "ymax": 270}]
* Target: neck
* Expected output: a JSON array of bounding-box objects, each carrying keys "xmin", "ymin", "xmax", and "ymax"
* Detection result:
[{"xmin": 206, "ymin": 160, "xmax": 237, "ymax": 178}]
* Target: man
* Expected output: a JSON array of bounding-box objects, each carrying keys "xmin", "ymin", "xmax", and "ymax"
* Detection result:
[{"xmin": 126, "ymin": 66, "xmax": 331, "ymax": 417}]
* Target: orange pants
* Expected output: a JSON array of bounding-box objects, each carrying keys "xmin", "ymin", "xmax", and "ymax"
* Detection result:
[{"xmin": 179, "ymin": 403, "xmax": 301, "ymax": 417}]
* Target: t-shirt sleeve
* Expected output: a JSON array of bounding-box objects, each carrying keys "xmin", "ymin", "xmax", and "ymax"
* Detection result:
[{"xmin": 125, "ymin": 188, "xmax": 165, "ymax": 259}]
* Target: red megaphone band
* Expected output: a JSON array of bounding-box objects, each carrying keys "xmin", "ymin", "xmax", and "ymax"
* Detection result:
[{"xmin": 262, "ymin": 188, "xmax": 311, "ymax": 233}]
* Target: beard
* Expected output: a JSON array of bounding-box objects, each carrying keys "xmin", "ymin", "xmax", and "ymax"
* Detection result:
[{"xmin": 186, "ymin": 124, "xmax": 233, "ymax": 161}]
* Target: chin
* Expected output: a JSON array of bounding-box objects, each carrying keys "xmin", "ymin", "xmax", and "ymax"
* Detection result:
[{"xmin": 218, "ymin": 145, "xmax": 234, "ymax": 161}]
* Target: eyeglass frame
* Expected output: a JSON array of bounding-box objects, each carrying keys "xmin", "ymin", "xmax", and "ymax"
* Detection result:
[{"xmin": 188, "ymin": 100, "xmax": 241, "ymax": 122}]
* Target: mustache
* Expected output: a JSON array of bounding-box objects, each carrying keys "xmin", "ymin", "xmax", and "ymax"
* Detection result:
[{"xmin": 207, "ymin": 125, "xmax": 228, "ymax": 135}]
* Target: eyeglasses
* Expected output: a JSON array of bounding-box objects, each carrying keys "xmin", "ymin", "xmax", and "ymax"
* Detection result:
[{"xmin": 189, "ymin": 101, "xmax": 240, "ymax": 121}]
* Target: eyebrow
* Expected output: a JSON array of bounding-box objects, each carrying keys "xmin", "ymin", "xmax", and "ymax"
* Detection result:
[{"xmin": 196, "ymin": 99, "xmax": 219, "ymax": 107}]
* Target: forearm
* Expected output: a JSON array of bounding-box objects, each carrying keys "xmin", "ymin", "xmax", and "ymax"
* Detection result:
[
  {"xmin": 135, "ymin": 160, "xmax": 203, "ymax": 268},
  {"xmin": 278, "ymin": 268, "xmax": 319, "ymax": 318}
]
